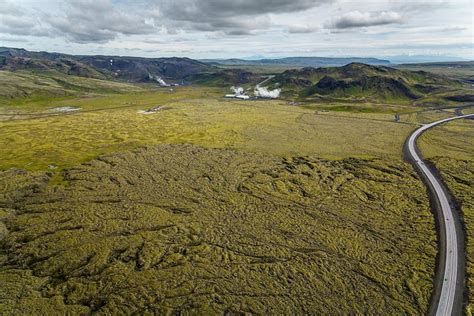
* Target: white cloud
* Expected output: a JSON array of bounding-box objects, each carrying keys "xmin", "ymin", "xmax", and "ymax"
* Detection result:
[{"xmin": 288, "ymin": 25, "xmax": 320, "ymax": 33}]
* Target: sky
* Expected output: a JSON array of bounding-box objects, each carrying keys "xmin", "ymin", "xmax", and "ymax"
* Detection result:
[{"xmin": 0, "ymin": 0, "xmax": 472, "ymax": 60}]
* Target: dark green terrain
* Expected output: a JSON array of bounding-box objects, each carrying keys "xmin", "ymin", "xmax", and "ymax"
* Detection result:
[
  {"xmin": 261, "ymin": 63, "xmax": 461, "ymax": 103},
  {"xmin": 185, "ymin": 69, "xmax": 260, "ymax": 87},
  {"xmin": 0, "ymin": 47, "xmax": 213, "ymax": 83}
]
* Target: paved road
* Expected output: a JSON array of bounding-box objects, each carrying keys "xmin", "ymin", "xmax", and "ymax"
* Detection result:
[{"xmin": 406, "ymin": 114, "xmax": 474, "ymax": 315}]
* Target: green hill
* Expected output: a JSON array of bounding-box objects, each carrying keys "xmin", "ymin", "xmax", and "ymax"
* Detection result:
[
  {"xmin": 263, "ymin": 63, "xmax": 460, "ymax": 103},
  {"xmin": 0, "ymin": 70, "xmax": 144, "ymax": 101},
  {"xmin": 186, "ymin": 69, "xmax": 260, "ymax": 87},
  {"xmin": 0, "ymin": 55, "xmax": 106, "ymax": 79},
  {"xmin": 0, "ymin": 47, "xmax": 214, "ymax": 83}
]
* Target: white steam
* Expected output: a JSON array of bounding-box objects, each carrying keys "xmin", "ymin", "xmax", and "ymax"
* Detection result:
[
  {"xmin": 254, "ymin": 86, "xmax": 281, "ymax": 98},
  {"xmin": 231, "ymin": 86, "xmax": 244, "ymax": 95},
  {"xmin": 156, "ymin": 76, "xmax": 170, "ymax": 87},
  {"xmin": 149, "ymin": 74, "xmax": 170, "ymax": 87}
]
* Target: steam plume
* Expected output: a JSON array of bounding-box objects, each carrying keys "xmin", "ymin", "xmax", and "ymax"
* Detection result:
[{"xmin": 255, "ymin": 86, "xmax": 281, "ymax": 98}]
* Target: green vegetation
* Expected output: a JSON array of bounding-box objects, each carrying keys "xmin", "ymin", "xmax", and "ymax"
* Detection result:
[
  {"xmin": 0, "ymin": 145, "xmax": 436, "ymax": 314},
  {"xmin": 431, "ymin": 158, "xmax": 474, "ymax": 315},
  {"xmin": 419, "ymin": 118, "xmax": 474, "ymax": 314},
  {"xmin": 396, "ymin": 61, "xmax": 474, "ymax": 82},
  {"xmin": 419, "ymin": 117, "xmax": 474, "ymax": 161},
  {"xmin": 0, "ymin": 90, "xmax": 415, "ymax": 171},
  {"xmin": 0, "ymin": 47, "xmax": 214, "ymax": 83},
  {"xmin": 186, "ymin": 69, "xmax": 260, "ymax": 87},
  {"xmin": 262, "ymin": 63, "xmax": 465, "ymax": 104},
  {"xmin": 0, "ymin": 71, "xmax": 145, "ymax": 101},
  {"xmin": 0, "ymin": 64, "xmax": 472, "ymax": 314}
]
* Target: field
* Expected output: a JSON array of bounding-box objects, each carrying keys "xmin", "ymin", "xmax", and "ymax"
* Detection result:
[
  {"xmin": 0, "ymin": 68, "xmax": 472, "ymax": 314},
  {"xmin": 0, "ymin": 86, "xmax": 420, "ymax": 171}
]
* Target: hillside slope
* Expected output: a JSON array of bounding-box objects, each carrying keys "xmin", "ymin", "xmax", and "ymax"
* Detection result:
[
  {"xmin": 186, "ymin": 69, "xmax": 260, "ymax": 87},
  {"xmin": 0, "ymin": 70, "xmax": 144, "ymax": 101},
  {"xmin": 263, "ymin": 63, "xmax": 460, "ymax": 102},
  {"xmin": 78, "ymin": 56, "xmax": 212, "ymax": 82},
  {"xmin": 0, "ymin": 47, "xmax": 213, "ymax": 83}
]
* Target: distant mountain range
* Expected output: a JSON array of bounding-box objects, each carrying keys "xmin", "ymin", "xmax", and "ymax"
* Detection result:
[
  {"xmin": 203, "ymin": 55, "xmax": 470, "ymax": 66},
  {"xmin": 0, "ymin": 47, "xmax": 468, "ymax": 103},
  {"xmin": 201, "ymin": 57, "xmax": 391, "ymax": 68}
]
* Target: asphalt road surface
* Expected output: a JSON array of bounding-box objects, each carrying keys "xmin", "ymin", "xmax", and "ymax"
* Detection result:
[{"xmin": 406, "ymin": 114, "xmax": 473, "ymax": 316}]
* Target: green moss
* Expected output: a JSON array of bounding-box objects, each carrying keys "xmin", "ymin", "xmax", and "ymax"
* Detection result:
[{"xmin": 0, "ymin": 145, "xmax": 436, "ymax": 314}]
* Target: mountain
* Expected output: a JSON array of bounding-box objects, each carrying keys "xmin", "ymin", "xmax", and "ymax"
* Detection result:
[
  {"xmin": 0, "ymin": 47, "xmax": 214, "ymax": 83},
  {"xmin": 186, "ymin": 69, "xmax": 260, "ymax": 86},
  {"xmin": 77, "ymin": 56, "xmax": 212, "ymax": 82},
  {"xmin": 201, "ymin": 57, "xmax": 391, "ymax": 68},
  {"xmin": 261, "ymin": 63, "xmax": 459, "ymax": 102}
]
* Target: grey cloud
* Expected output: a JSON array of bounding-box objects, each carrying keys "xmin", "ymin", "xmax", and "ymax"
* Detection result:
[
  {"xmin": 157, "ymin": 0, "xmax": 332, "ymax": 35},
  {"xmin": 327, "ymin": 11, "xmax": 403, "ymax": 29},
  {"xmin": 390, "ymin": 0, "xmax": 449, "ymax": 13},
  {"xmin": 160, "ymin": 0, "xmax": 333, "ymax": 18},
  {"xmin": 0, "ymin": 1, "xmax": 51, "ymax": 37},
  {"xmin": 288, "ymin": 25, "xmax": 320, "ymax": 34},
  {"xmin": 0, "ymin": 0, "xmax": 24, "ymax": 16},
  {"xmin": 46, "ymin": 0, "xmax": 157, "ymax": 43},
  {"xmin": 0, "ymin": 36, "xmax": 29, "ymax": 43},
  {"xmin": 0, "ymin": 0, "xmax": 333, "ymax": 43}
]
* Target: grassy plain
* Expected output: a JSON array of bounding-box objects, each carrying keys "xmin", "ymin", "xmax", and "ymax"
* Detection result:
[
  {"xmin": 419, "ymin": 117, "xmax": 474, "ymax": 161},
  {"xmin": 0, "ymin": 88, "xmax": 419, "ymax": 171}
]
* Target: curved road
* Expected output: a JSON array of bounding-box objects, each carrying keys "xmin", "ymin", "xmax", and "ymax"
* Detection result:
[{"xmin": 406, "ymin": 114, "xmax": 474, "ymax": 315}]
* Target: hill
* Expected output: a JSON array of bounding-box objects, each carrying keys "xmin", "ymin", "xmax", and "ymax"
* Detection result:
[
  {"xmin": 0, "ymin": 47, "xmax": 214, "ymax": 83},
  {"xmin": 78, "ymin": 56, "xmax": 212, "ymax": 82},
  {"xmin": 0, "ymin": 70, "xmax": 145, "ymax": 101},
  {"xmin": 186, "ymin": 69, "xmax": 260, "ymax": 87},
  {"xmin": 261, "ymin": 63, "xmax": 460, "ymax": 103}
]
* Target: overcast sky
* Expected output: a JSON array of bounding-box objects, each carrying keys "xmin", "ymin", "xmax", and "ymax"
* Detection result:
[{"xmin": 0, "ymin": 0, "xmax": 472, "ymax": 59}]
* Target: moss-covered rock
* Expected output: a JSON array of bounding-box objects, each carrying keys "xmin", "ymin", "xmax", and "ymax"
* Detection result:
[{"xmin": 0, "ymin": 145, "xmax": 436, "ymax": 314}]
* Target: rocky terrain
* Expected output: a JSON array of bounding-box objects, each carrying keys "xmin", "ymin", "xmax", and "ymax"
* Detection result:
[{"xmin": 0, "ymin": 145, "xmax": 436, "ymax": 314}]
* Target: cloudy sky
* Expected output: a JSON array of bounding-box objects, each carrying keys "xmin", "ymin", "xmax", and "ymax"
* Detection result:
[{"xmin": 0, "ymin": 0, "xmax": 472, "ymax": 59}]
